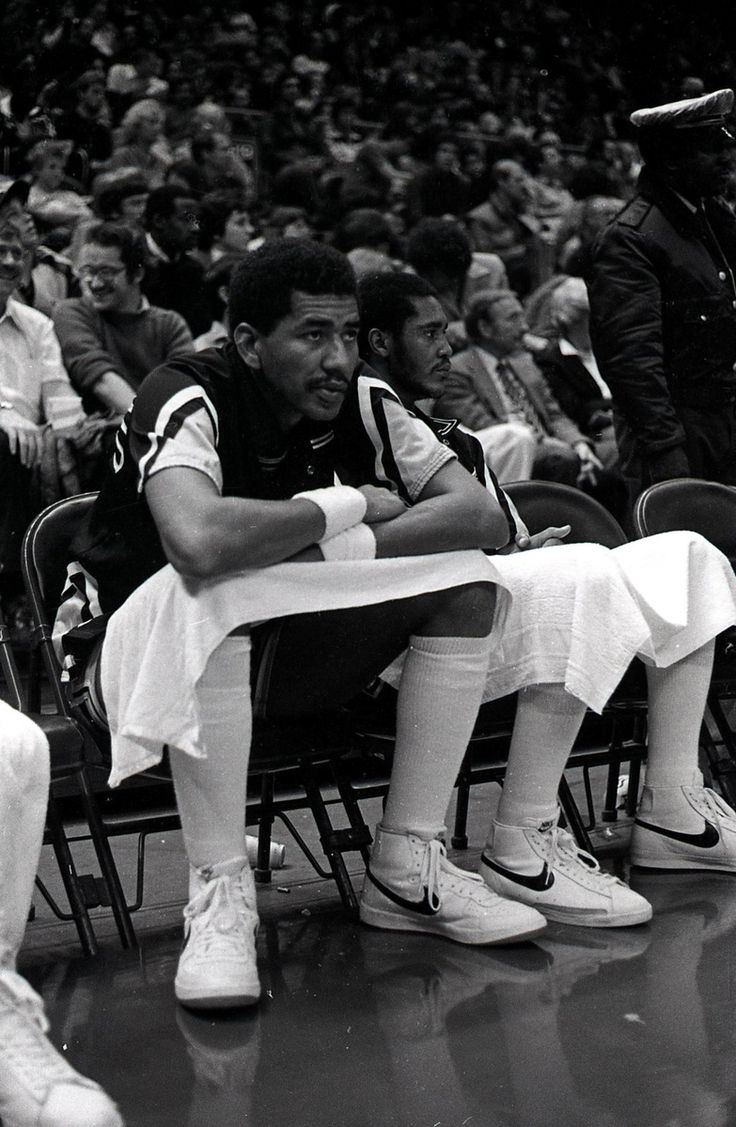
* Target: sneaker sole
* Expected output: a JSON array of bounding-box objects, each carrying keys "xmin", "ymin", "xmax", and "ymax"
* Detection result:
[
  {"xmin": 533, "ymin": 902, "xmax": 653, "ymax": 928},
  {"xmin": 359, "ymin": 903, "xmax": 546, "ymax": 945},
  {"xmin": 175, "ymin": 984, "xmax": 261, "ymax": 1010},
  {"xmin": 631, "ymin": 854, "xmax": 736, "ymax": 872}
]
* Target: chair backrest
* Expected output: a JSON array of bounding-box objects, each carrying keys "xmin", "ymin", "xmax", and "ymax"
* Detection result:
[
  {"xmin": 21, "ymin": 493, "xmax": 98, "ymax": 715},
  {"xmin": 21, "ymin": 492, "xmax": 98, "ymax": 628},
  {"xmin": 633, "ymin": 479, "xmax": 736, "ymax": 566},
  {"xmin": 504, "ymin": 480, "xmax": 628, "ymax": 549}
]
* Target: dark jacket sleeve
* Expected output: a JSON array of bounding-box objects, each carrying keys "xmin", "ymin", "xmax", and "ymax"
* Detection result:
[{"xmin": 587, "ymin": 223, "xmax": 686, "ymax": 455}]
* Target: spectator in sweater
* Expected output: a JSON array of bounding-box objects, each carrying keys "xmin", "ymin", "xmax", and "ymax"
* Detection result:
[
  {"xmin": 142, "ymin": 184, "xmax": 209, "ymax": 337},
  {"xmin": 53, "ymin": 221, "xmax": 192, "ymax": 415}
]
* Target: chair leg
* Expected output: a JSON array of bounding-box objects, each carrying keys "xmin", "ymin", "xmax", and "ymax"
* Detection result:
[
  {"xmin": 704, "ymin": 693, "xmax": 736, "ymax": 807},
  {"xmin": 602, "ymin": 760, "xmax": 623, "ymax": 823},
  {"xmin": 329, "ymin": 757, "xmax": 374, "ymax": 866},
  {"xmin": 44, "ymin": 794, "xmax": 99, "ymax": 957},
  {"xmin": 254, "ymin": 771, "xmax": 276, "ymax": 884},
  {"xmin": 299, "ymin": 763, "xmax": 360, "ymax": 916},
  {"xmin": 75, "ymin": 766, "xmax": 137, "ymax": 949},
  {"xmin": 451, "ymin": 752, "xmax": 471, "ymax": 849},
  {"xmin": 625, "ymin": 757, "xmax": 643, "ymax": 818},
  {"xmin": 558, "ymin": 776, "xmax": 595, "ymax": 854}
]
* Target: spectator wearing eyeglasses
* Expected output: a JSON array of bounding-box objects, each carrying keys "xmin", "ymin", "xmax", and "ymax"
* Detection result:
[{"xmin": 53, "ymin": 222, "xmax": 192, "ymax": 415}]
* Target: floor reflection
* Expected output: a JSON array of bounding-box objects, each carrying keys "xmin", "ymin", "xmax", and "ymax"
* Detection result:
[{"xmin": 18, "ymin": 870, "xmax": 736, "ymax": 1127}]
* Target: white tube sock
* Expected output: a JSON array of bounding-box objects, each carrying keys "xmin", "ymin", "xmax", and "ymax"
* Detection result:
[
  {"xmin": 494, "ymin": 683, "xmax": 587, "ymax": 830},
  {"xmin": 639, "ymin": 640, "xmax": 716, "ymax": 829},
  {"xmin": 382, "ymin": 632, "xmax": 494, "ymax": 837},
  {"xmin": 169, "ymin": 634, "xmax": 252, "ymax": 880},
  {"xmin": 644, "ymin": 640, "xmax": 715, "ymax": 790}
]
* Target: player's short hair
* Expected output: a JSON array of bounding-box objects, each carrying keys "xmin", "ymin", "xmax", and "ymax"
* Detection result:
[
  {"xmin": 356, "ymin": 271, "xmax": 438, "ymax": 358},
  {"xmin": 227, "ymin": 238, "xmax": 356, "ymax": 335}
]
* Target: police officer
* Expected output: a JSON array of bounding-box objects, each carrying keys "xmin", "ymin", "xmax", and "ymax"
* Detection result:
[{"xmin": 587, "ymin": 88, "xmax": 736, "ymax": 512}]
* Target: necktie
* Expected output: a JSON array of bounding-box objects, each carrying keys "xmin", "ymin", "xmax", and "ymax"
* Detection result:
[{"xmin": 495, "ymin": 358, "xmax": 544, "ymax": 435}]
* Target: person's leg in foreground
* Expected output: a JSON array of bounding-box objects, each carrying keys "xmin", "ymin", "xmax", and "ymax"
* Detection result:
[
  {"xmin": 169, "ymin": 581, "xmax": 548, "ymax": 1012},
  {"xmin": 0, "ymin": 703, "xmax": 123, "ymax": 1127},
  {"xmin": 358, "ymin": 581, "xmax": 546, "ymax": 945},
  {"xmin": 481, "ymin": 638, "xmax": 736, "ymax": 926}
]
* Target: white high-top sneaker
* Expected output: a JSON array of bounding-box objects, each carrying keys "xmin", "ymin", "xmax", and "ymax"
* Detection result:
[
  {"xmin": 632, "ymin": 782, "xmax": 736, "ymax": 871},
  {"xmin": 0, "ymin": 967, "xmax": 123, "ymax": 1127},
  {"xmin": 360, "ymin": 824, "xmax": 546, "ymax": 945},
  {"xmin": 481, "ymin": 814, "xmax": 653, "ymax": 928},
  {"xmin": 175, "ymin": 856, "xmax": 261, "ymax": 1010}
]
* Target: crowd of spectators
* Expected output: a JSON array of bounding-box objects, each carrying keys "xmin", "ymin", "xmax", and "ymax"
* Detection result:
[{"xmin": 0, "ymin": 0, "xmax": 734, "ymax": 622}]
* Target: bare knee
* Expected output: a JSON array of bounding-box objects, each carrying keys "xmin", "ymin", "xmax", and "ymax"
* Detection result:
[{"xmin": 418, "ymin": 581, "xmax": 496, "ymax": 638}]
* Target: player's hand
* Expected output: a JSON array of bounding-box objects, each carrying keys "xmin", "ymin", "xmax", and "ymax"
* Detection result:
[
  {"xmin": 0, "ymin": 411, "xmax": 44, "ymax": 468},
  {"xmin": 358, "ymin": 484, "xmax": 408, "ymax": 523},
  {"xmin": 514, "ymin": 524, "xmax": 571, "ymax": 550}
]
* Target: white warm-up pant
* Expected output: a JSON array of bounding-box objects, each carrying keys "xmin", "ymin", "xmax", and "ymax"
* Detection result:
[{"xmin": 0, "ymin": 703, "xmax": 49, "ymax": 967}]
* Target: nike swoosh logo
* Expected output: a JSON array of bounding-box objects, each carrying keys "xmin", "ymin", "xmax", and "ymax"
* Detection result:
[
  {"xmin": 366, "ymin": 868, "xmax": 440, "ymax": 915},
  {"xmin": 634, "ymin": 818, "xmax": 720, "ymax": 849},
  {"xmin": 481, "ymin": 853, "xmax": 555, "ymax": 891}
]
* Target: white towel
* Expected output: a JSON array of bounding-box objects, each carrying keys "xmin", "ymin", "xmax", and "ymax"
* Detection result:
[
  {"xmin": 101, "ymin": 531, "xmax": 736, "ymax": 786},
  {"xmin": 382, "ymin": 531, "xmax": 736, "ymax": 713},
  {"xmin": 101, "ymin": 549, "xmax": 503, "ymax": 785}
]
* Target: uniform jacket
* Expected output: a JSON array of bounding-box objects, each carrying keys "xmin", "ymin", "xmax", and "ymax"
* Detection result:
[
  {"xmin": 588, "ymin": 167, "xmax": 736, "ymax": 455},
  {"xmin": 436, "ymin": 344, "xmax": 586, "ymax": 448},
  {"xmin": 70, "ymin": 343, "xmax": 337, "ymax": 615}
]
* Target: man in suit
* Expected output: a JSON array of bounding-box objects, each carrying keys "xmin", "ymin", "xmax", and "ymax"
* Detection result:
[
  {"xmin": 436, "ymin": 288, "xmax": 602, "ymax": 489},
  {"xmin": 537, "ymin": 276, "xmax": 625, "ymax": 515}
]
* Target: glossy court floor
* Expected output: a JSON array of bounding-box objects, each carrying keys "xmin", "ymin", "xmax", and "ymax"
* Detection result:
[{"xmin": 18, "ymin": 780, "xmax": 736, "ymax": 1127}]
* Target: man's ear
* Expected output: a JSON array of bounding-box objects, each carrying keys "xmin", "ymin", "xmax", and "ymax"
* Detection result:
[
  {"xmin": 367, "ymin": 327, "xmax": 390, "ymax": 358},
  {"xmin": 233, "ymin": 321, "xmax": 262, "ymax": 367}
]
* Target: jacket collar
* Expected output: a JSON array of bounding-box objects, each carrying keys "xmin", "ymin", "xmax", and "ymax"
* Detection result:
[{"xmin": 636, "ymin": 165, "xmax": 724, "ymax": 237}]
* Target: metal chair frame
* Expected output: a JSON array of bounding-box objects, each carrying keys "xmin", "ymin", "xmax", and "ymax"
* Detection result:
[{"xmin": 20, "ymin": 494, "xmax": 379, "ymax": 942}]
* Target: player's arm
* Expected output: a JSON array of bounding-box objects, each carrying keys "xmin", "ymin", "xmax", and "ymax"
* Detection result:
[{"xmin": 371, "ymin": 458, "xmax": 511, "ymax": 557}]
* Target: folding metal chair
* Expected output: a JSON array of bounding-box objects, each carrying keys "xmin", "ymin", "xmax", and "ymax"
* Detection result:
[
  {"xmin": 633, "ymin": 478, "xmax": 736, "ymax": 805},
  {"xmin": 0, "ymin": 592, "xmax": 116, "ymax": 956},
  {"xmin": 21, "ymin": 494, "xmax": 376, "ymax": 930}
]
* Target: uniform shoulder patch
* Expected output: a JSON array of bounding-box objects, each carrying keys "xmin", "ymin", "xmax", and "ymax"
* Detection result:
[{"xmin": 616, "ymin": 196, "xmax": 653, "ymax": 229}]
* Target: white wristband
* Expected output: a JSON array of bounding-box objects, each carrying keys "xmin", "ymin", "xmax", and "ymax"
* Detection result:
[
  {"xmin": 320, "ymin": 523, "xmax": 377, "ymax": 561},
  {"xmin": 293, "ymin": 485, "xmax": 367, "ymax": 541}
]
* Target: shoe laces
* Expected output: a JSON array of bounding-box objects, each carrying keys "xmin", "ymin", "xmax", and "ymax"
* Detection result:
[
  {"xmin": 689, "ymin": 786, "xmax": 736, "ymax": 824},
  {"xmin": 184, "ymin": 871, "xmax": 256, "ymax": 955},
  {"xmin": 0, "ymin": 968, "xmax": 48, "ymax": 1033},
  {"xmin": 0, "ymin": 970, "xmax": 88, "ymax": 1089},
  {"xmin": 419, "ymin": 838, "xmax": 485, "ymax": 911},
  {"xmin": 540, "ymin": 823, "xmax": 620, "ymax": 889}
]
